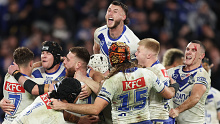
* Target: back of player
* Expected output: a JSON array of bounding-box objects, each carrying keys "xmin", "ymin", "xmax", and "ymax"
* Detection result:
[
  {"xmin": 99, "ymin": 67, "xmax": 166, "ymax": 123},
  {"xmin": 147, "ymin": 61, "xmax": 171, "ymax": 121}
]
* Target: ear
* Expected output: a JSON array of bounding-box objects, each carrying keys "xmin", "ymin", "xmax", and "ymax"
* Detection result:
[
  {"xmin": 76, "ymin": 61, "xmax": 82, "ymax": 69},
  {"xmin": 146, "ymin": 53, "xmax": 152, "ymax": 59},
  {"xmin": 122, "ymin": 14, "xmax": 126, "ymax": 22},
  {"xmin": 200, "ymin": 53, "xmax": 205, "ymax": 60},
  {"xmin": 30, "ymin": 60, "xmax": 33, "ymax": 68}
]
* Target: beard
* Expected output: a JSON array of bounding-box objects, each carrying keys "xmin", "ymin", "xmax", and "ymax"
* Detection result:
[
  {"xmin": 108, "ymin": 19, "xmax": 121, "ymax": 29},
  {"xmin": 65, "ymin": 67, "xmax": 76, "ymax": 77}
]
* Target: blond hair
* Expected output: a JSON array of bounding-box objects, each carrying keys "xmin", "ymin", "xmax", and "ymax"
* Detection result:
[
  {"xmin": 162, "ymin": 48, "xmax": 184, "ymax": 67},
  {"xmin": 138, "ymin": 38, "xmax": 160, "ymax": 55}
]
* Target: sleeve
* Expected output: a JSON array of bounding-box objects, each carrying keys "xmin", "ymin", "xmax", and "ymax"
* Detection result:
[
  {"xmin": 148, "ymin": 70, "xmax": 165, "ymax": 93},
  {"xmin": 195, "ymin": 71, "xmax": 210, "ymax": 88},
  {"xmin": 214, "ymin": 89, "xmax": 220, "ymax": 112},
  {"xmin": 97, "ymin": 79, "xmax": 115, "ymax": 103}
]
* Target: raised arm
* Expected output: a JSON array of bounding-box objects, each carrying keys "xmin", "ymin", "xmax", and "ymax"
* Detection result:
[
  {"xmin": 8, "ymin": 64, "xmax": 54, "ymax": 96},
  {"xmin": 169, "ymin": 83, "xmax": 206, "ymax": 118}
]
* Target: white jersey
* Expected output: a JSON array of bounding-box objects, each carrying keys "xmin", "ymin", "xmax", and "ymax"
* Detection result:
[
  {"xmin": 3, "ymin": 73, "xmax": 44, "ymax": 123},
  {"xmin": 32, "ymin": 62, "xmax": 66, "ymax": 84},
  {"xmin": 11, "ymin": 92, "xmax": 65, "ymax": 124},
  {"xmin": 98, "ymin": 67, "xmax": 165, "ymax": 124},
  {"xmin": 205, "ymin": 87, "xmax": 220, "ymax": 124},
  {"xmin": 94, "ymin": 25, "xmax": 140, "ymax": 61},
  {"xmin": 167, "ymin": 65, "xmax": 211, "ymax": 124},
  {"xmin": 147, "ymin": 60, "xmax": 170, "ymax": 120}
]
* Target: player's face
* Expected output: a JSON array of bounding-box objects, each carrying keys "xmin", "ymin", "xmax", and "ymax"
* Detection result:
[
  {"xmin": 41, "ymin": 51, "xmax": 54, "ymax": 69},
  {"xmin": 184, "ymin": 43, "xmax": 203, "ymax": 66},
  {"xmin": 105, "ymin": 4, "xmax": 125, "ymax": 29},
  {"xmin": 63, "ymin": 52, "xmax": 76, "ymax": 77},
  {"xmin": 135, "ymin": 45, "xmax": 148, "ymax": 67}
]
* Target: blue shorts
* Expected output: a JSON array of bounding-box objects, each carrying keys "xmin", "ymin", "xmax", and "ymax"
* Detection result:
[{"xmin": 151, "ymin": 117, "xmax": 175, "ymax": 124}]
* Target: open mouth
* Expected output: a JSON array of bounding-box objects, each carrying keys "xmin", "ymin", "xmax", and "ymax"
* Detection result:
[{"xmin": 186, "ymin": 56, "xmax": 192, "ymax": 60}]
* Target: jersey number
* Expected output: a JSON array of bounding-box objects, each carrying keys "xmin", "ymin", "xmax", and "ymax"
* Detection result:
[
  {"xmin": 8, "ymin": 93, "xmax": 22, "ymax": 116},
  {"xmin": 117, "ymin": 88, "xmax": 147, "ymax": 111}
]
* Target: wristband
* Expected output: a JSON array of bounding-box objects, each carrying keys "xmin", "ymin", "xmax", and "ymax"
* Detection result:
[
  {"xmin": 169, "ymin": 83, "xmax": 180, "ymax": 94},
  {"xmin": 12, "ymin": 70, "xmax": 22, "ymax": 81}
]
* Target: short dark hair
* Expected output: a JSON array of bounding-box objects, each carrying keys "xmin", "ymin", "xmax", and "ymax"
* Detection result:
[
  {"xmin": 69, "ymin": 47, "xmax": 90, "ymax": 65},
  {"xmin": 49, "ymin": 77, "xmax": 81, "ymax": 103},
  {"xmin": 13, "ymin": 47, "xmax": 34, "ymax": 67},
  {"xmin": 190, "ymin": 40, "xmax": 206, "ymax": 53},
  {"xmin": 162, "ymin": 48, "xmax": 184, "ymax": 67},
  {"xmin": 111, "ymin": 1, "xmax": 129, "ymax": 25}
]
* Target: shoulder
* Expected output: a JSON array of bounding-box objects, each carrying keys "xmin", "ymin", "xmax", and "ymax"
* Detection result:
[{"xmin": 94, "ymin": 25, "xmax": 108, "ymax": 35}]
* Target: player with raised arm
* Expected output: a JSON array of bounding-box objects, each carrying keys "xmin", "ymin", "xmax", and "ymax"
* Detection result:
[
  {"xmin": 50, "ymin": 42, "xmax": 179, "ymax": 124},
  {"xmin": 93, "ymin": 1, "xmax": 140, "ymax": 63},
  {"xmin": 167, "ymin": 40, "xmax": 211, "ymax": 123}
]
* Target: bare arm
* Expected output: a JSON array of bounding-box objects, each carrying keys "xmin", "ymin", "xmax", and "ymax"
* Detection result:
[
  {"xmin": 8, "ymin": 64, "xmax": 54, "ymax": 96},
  {"xmin": 169, "ymin": 83, "xmax": 207, "ymax": 118},
  {"xmin": 75, "ymin": 70, "xmax": 104, "ymax": 95},
  {"xmin": 159, "ymin": 77, "xmax": 178, "ymax": 99},
  {"xmin": 50, "ymin": 97, "xmax": 109, "ymax": 115},
  {"xmin": 93, "ymin": 42, "xmax": 100, "ymax": 54}
]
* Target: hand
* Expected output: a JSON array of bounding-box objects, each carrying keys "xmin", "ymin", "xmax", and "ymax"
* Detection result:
[
  {"xmin": 78, "ymin": 115, "xmax": 100, "ymax": 124},
  {"xmin": 169, "ymin": 76, "xmax": 175, "ymax": 85},
  {"xmin": 50, "ymin": 98, "xmax": 65, "ymax": 111},
  {"xmin": 0, "ymin": 98, "xmax": 15, "ymax": 115},
  {"xmin": 8, "ymin": 62, "xmax": 19, "ymax": 75},
  {"xmin": 169, "ymin": 108, "xmax": 179, "ymax": 118},
  {"xmin": 79, "ymin": 84, "xmax": 92, "ymax": 100}
]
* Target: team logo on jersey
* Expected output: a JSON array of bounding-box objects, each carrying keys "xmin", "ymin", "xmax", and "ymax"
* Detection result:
[
  {"xmin": 161, "ymin": 69, "xmax": 168, "ymax": 77},
  {"xmin": 40, "ymin": 93, "xmax": 52, "ymax": 109},
  {"xmin": 4, "ymin": 81, "xmax": 25, "ymax": 93},
  {"xmin": 180, "ymin": 73, "xmax": 191, "ymax": 80},
  {"xmin": 122, "ymin": 77, "xmax": 146, "ymax": 91}
]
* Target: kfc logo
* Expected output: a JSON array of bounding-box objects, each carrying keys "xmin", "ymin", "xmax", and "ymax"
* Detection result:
[
  {"xmin": 4, "ymin": 81, "xmax": 25, "ymax": 93},
  {"xmin": 122, "ymin": 77, "xmax": 146, "ymax": 91}
]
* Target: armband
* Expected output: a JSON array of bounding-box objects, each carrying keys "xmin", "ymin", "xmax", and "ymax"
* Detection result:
[
  {"xmin": 38, "ymin": 84, "xmax": 45, "ymax": 95},
  {"xmin": 169, "ymin": 83, "xmax": 179, "ymax": 94},
  {"xmin": 12, "ymin": 70, "xmax": 22, "ymax": 81},
  {"xmin": 24, "ymin": 79, "xmax": 37, "ymax": 94}
]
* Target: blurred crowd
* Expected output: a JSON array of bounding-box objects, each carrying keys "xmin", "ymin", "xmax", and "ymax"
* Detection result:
[{"xmin": 0, "ymin": 0, "xmax": 220, "ymax": 115}]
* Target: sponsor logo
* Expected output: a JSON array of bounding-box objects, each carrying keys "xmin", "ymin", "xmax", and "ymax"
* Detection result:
[
  {"xmin": 40, "ymin": 93, "xmax": 52, "ymax": 109},
  {"xmin": 122, "ymin": 77, "xmax": 146, "ymax": 91},
  {"xmin": 4, "ymin": 81, "xmax": 25, "ymax": 93},
  {"xmin": 161, "ymin": 69, "xmax": 168, "ymax": 77}
]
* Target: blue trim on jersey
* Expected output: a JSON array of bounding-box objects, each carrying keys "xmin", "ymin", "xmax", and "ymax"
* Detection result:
[
  {"xmin": 151, "ymin": 117, "xmax": 175, "ymax": 124},
  {"xmin": 45, "ymin": 62, "xmax": 62, "ymax": 75},
  {"xmin": 97, "ymin": 96, "xmax": 110, "ymax": 103},
  {"xmin": 98, "ymin": 33, "xmax": 109, "ymax": 57},
  {"xmin": 107, "ymin": 25, "xmax": 126, "ymax": 41},
  {"xmin": 124, "ymin": 67, "xmax": 138, "ymax": 73},
  {"xmin": 32, "ymin": 69, "xmax": 43, "ymax": 78},
  {"xmin": 151, "ymin": 60, "xmax": 160, "ymax": 67},
  {"xmin": 86, "ymin": 68, "xmax": 91, "ymax": 77},
  {"xmin": 207, "ymin": 94, "xmax": 214, "ymax": 99},
  {"xmin": 182, "ymin": 65, "xmax": 202, "ymax": 73},
  {"xmin": 172, "ymin": 69, "xmax": 197, "ymax": 91},
  {"xmin": 54, "ymin": 68, "xmax": 66, "ymax": 81},
  {"xmin": 21, "ymin": 73, "xmax": 28, "ymax": 77},
  {"xmin": 130, "ymin": 120, "xmax": 152, "ymax": 124},
  {"xmin": 158, "ymin": 85, "xmax": 165, "ymax": 93}
]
